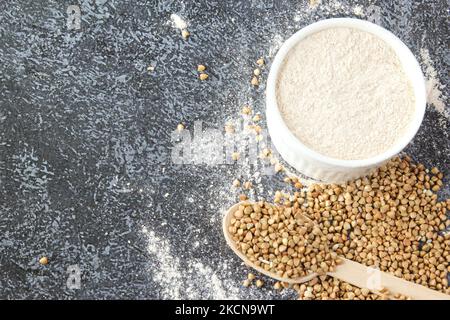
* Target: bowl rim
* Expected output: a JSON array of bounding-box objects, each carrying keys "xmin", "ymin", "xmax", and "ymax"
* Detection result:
[{"xmin": 266, "ymin": 18, "xmax": 427, "ymax": 169}]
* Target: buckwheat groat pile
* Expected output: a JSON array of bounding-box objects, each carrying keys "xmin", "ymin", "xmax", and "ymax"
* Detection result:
[
  {"xmin": 234, "ymin": 156, "xmax": 449, "ymax": 299},
  {"xmin": 304, "ymin": 156, "xmax": 449, "ymax": 293}
]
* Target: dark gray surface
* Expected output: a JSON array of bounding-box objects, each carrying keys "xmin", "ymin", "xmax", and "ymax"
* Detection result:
[{"xmin": 0, "ymin": 0, "xmax": 448, "ymax": 299}]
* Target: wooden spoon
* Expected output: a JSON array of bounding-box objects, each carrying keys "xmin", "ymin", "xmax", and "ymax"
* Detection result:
[{"xmin": 223, "ymin": 202, "xmax": 450, "ymax": 300}]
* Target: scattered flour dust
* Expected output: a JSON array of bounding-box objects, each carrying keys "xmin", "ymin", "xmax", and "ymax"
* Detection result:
[
  {"xmin": 141, "ymin": 226, "xmax": 241, "ymax": 299},
  {"xmin": 419, "ymin": 48, "xmax": 448, "ymax": 119},
  {"xmin": 277, "ymin": 27, "xmax": 415, "ymax": 160}
]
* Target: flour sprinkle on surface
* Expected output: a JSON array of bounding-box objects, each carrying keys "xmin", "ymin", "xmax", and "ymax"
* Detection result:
[
  {"xmin": 141, "ymin": 226, "xmax": 243, "ymax": 299},
  {"xmin": 420, "ymin": 47, "xmax": 448, "ymax": 119}
]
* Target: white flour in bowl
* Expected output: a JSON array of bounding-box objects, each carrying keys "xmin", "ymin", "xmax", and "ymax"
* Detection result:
[{"xmin": 276, "ymin": 27, "xmax": 415, "ymax": 160}]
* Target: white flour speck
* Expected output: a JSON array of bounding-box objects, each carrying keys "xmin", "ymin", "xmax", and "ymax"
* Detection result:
[
  {"xmin": 353, "ymin": 5, "xmax": 364, "ymax": 16},
  {"xmin": 268, "ymin": 34, "xmax": 284, "ymax": 58}
]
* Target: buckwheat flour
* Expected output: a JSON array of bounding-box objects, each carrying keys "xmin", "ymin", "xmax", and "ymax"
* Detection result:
[{"xmin": 276, "ymin": 27, "xmax": 415, "ymax": 160}]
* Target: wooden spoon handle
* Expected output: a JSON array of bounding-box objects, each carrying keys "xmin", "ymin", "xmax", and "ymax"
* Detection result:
[{"xmin": 329, "ymin": 257, "xmax": 450, "ymax": 300}]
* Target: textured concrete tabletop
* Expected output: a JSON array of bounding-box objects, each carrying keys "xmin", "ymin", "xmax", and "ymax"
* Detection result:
[{"xmin": 0, "ymin": 0, "xmax": 448, "ymax": 299}]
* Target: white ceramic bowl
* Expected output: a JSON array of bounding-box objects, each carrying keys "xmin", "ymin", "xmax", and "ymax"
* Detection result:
[{"xmin": 266, "ymin": 18, "xmax": 426, "ymax": 183}]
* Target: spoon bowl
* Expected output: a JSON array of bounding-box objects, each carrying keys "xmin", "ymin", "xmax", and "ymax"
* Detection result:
[{"xmin": 223, "ymin": 201, "xmax": 320, "ymax": 284}]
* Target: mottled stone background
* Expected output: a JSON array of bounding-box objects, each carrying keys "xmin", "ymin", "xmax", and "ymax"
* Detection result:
[{"xmin": 0, "ymin": 0, "xmax": 448, "ymax": 299}]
